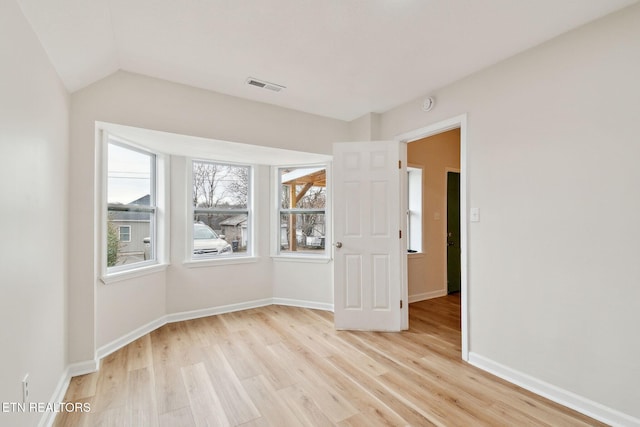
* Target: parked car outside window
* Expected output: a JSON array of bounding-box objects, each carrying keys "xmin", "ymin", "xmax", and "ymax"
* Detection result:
[{"xmin": 193, "ymin": 223, "xmax": 233, "ymax": 256}]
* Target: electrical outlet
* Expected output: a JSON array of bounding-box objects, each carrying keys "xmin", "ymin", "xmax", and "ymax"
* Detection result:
[{"xmin": 22, "ymin": 373, "xmax": 29, "ymax": 404}]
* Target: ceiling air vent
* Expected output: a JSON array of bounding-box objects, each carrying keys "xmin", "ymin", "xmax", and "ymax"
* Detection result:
[{"xmin": 246, "ymin": 77, "xmax": 286, "ymax": 93}]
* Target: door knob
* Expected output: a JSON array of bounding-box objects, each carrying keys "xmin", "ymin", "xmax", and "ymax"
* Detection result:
[{"xmin": 334, "ymin": 242, "xmax": 343, "ymax": 248}]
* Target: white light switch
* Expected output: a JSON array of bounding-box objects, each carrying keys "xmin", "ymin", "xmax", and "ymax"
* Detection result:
[{"xmin": 470, "ymin": 207, "xmax": 480, "ymax": 222}]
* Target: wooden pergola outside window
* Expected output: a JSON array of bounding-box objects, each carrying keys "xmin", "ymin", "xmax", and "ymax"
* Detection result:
[{"xmin": 280, "ymin": 167, "xmax": 326, "ymax": 252}]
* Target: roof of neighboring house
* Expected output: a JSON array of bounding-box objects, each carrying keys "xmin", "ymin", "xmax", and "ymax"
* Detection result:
[
  {"xmin": 220, "ymin": 214, "xmax": 248, "ymax": 227},
  {"xmin": 109, "ymin": 194, "xmax": 152, "ymax": 221}
]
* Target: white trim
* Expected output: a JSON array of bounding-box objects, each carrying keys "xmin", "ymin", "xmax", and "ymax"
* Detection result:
[
  {"xmin": 271, "ymin": 256, "xmax": 331, "ymax": 264},
  {"xmin": 188, "ymin": 159, "xmax": 256, "ymax": 261},
  {"xmin": 99, "ymin": 131, "xmax": 171, "ymax": 278},
  {"xmin": 50, "ymin": 297, "xmax": 331, "ymax": 427},
  {"xmin": 38, "ymin": 372, "xmax": 69, "ymax": 427},
  {"xmin": 37, "ymin": 359, "xmax": 100, "ymax": 427},
  {"xmin": 66, "ymin": 359, "xmax": 100, "ymax": 377},
  {"xmin": 408, "ymin": 289, "xmax": 447, "ymax": 303},
  {"xmin": 272, "ymin": 297, "xmax": 334, "ymax": 312},
  {"xmin": 100, "ymin": 263, "xmax": 168, "ymax": 284},
  {"xmin": 96, "ymin": 316, "xmax": 167, "ymax": 360},
  {"xmin": 166, "ymin": 298, "xmax": 273, "ymax": 323},
  {"xmin": 395, "ymin": 113, "xmax": 469, "ymax": 361},
  {"xmin": 469, "ymin": 352, "xmax": 640, "ymax": 427},
  {"xmin": 272, "ymin": 162, "xmax": 331, "ymax": 259},
  {"xmin": 96, "ymin": 297, "xmax": 332, "ymax": 362},
  {"xmin": 96, "ymin": 298, "xmax": 273, "ymax": 360},
  {"xmin": 183, "ymin": 256, "xmax": 259, "ymax": 268}
]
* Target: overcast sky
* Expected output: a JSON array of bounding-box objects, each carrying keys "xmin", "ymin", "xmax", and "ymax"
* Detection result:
[{"xmin": 108, "ymin": 142, "xmax": 151, "ymax": 205}]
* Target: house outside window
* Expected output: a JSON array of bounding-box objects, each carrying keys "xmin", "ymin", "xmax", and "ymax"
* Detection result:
[
  {"xmin": 191, "ymin": 160, "xmax": 252, "ymax": 259},
  {"xmin": 106, "ymin": 139, "xmax": 157, "ymax": 271},
  {"xmin": 277, "ymin": 166, "xmax": 328, "ymax": 256}
]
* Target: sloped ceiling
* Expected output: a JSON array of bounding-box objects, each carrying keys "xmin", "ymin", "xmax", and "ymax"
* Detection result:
[{"xmin": 17, "ymin": 0, "xmax": 636, "ymax": 121}]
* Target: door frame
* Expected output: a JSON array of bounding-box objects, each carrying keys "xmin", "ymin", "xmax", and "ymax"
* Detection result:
[
  {"xmin": 445, "ymin": 168, "xmax": 461, "ymax": 294},
  {"xmin": 396, "ymin": 114, "xmax": 469, "ymax": 361}
]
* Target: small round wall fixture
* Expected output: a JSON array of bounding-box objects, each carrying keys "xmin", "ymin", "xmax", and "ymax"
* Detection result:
[{"xmin": 422, "ymin": 96, "xmax": 435, "ymax": 112}]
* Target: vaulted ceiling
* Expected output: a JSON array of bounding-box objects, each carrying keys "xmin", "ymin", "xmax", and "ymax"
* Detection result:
[{"xmin": 17, "ymin": 0, "xmax": 636, "ymax": 120}]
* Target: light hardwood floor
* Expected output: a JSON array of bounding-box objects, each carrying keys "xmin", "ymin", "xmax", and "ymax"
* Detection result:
[{"xmin": 54, "ymin": 295, "xmax": 605, "ymax": 426}]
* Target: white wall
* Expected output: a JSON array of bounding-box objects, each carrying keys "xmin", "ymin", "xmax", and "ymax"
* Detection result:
[
  {"xmin": 69, "ymin": 71, "xmax": 349, "ymax": 355},
  {"xmin": 165, "ymin": 159, "xmax": 273, "ymax": 315},
  {"xmin": 381, "ymin": 4, "xmax": 640, "ymax": 420},
  {"xmin": 0, "ymin": 1, "xmax": 69, "ymax": 426},
  {"xmin": 348, "ymin": 112, "xmax": 381, "ymax": 141}
]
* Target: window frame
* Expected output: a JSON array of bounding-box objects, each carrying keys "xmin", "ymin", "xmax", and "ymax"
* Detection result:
[
  {"xmin": 186, "ymin": 158, "xmax": 255, "ymax": 266},
  {"xmin": 272, "ymin": 163, "xmax": 331, "ymax": 261},
  {"xmin": 118, "ymin": 225, "xmax": 131, "ymax": 242},
  {"xmin": 100, "ymin": 133, "xmax": 169, "ymax": 282}
]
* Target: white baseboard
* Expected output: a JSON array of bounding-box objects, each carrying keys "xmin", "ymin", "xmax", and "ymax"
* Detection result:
[
  {"xmin": 96, "ymin": 298, "xmax": 274, "ymax": 360},
  {"xmin": 166, "ymin": 298, "xmax": 273, "ymax": 323},
  {"xmin": 67, "ymin": 359, "xmax": 100, "ymax": 377},
  {"xmin": 96, "ymin": 316, "xmax": 167, "ymax": 360},
  {"xmin": 38, "ymin": 359, "xmax": 100, "ymax": 427},
  {"xmin": 43, "ymin": 297, "xmax": 326, "ymax": 427},
  {"xmin": 272, "ymin": 297, "xmax": 334, "ymax": 312},
  {"xmin": 408, "ymin": 289, "xmax": 447, "ymax": 303},
  {"xmin": 468, "ymin": 352, "xmax": 640, "ymax": 427}
]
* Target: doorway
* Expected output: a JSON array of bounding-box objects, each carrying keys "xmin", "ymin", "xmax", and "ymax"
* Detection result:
[
  {"xmin": 447, "ymin": 170, "xmax": 461, "ymax": 294},
  {"xmin": 397, "ymin": 114, "xmax": 468, "ymax": 360}
]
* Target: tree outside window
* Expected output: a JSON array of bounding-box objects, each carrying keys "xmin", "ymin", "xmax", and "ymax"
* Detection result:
[{"xmin": 192, "ymin": 161, "xmax": 251, "ymax": 257}]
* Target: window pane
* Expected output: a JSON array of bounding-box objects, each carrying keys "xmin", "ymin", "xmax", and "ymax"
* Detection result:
[
  {"xmin": 107, "ymin": 209, "xmax": 152, "ymax": 267},
  {"xmin": 106, "ymin": 140, "xmax": 156, "ymax": 272},
  {"xmin": 407, "ymin": 167, "xmax": 422, "ymax": 252},
  {"xmin": 279, "ymin": 213, "xmax": 326, "ymax": 254},
  {"xmin": 280, "ymin": 167, "xmax": 326, "ymax": 210},
  {"xmin": 108, "ymin": 142, "xmax": 153, "ymax": 205},
  {"xmin": 193, "ymin": 162, "xmax": 249, "ymax": 209},
  {"xmin": 193, "ymin": 214, "xmax": 248, "ymax": 256}
]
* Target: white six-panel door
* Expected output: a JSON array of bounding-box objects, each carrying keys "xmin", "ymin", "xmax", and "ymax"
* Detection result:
[{"xmin": 333, "ymin": 141, "xmax": 406, "ymax": 331}]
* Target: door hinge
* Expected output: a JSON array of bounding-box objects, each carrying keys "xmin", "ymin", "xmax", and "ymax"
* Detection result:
[
  {"xmin": 400, "ymin": 300, "xmax": 403, "ymax": 309},
  {"xmin": 399, "ymin": 230, "xmax": 402, "ymax": 239},
  {"xmin": 398, "ymin": 160, "xmax": 402, "ymax": 169}
]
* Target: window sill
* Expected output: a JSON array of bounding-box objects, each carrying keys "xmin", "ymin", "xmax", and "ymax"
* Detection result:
[
  {"xmin": 272, "ymin": 256, "xmax": 332, "ymax": 264},
  {"xmin": 101, "ymin": 263, "xmax": 168, "ymax": 284},
  {"xmin": 183, "ymin": 256, "xmax": 259, "ymax": 268}
]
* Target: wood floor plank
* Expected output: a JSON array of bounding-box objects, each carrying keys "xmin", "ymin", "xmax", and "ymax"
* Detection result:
[
  {"xmin": 126, "ymin": 334, "xmax": 153, "ymax": 372},
  {"xmin": 218, "ymin": 330, "xmax": 266, "ymax": 380},
  {"xmin": 326, "ymin": 353, "xmax": 441, "ymax": 427},
  {"xmin": 62, "ymin": 372, "xmax": 98, "ymax": 401},
  {"xmin": 240, "ymin": 375, "xmax": 306, "ymax": 427},
  {"xmin": 268, "ymin": 347, "xmax": 358, "ymax": 423},
  {"xmin": 158, "ymin": 407, "xmax": 195, "ymax": 427},
  {"xmin": 90, "ymin": 348, "xmax": 129, "ymax": 414},
  {"xmin": 54, "ymin": 296, "xmax": 609, "ymax": 427},
  {"xmin": 149, "ymin": 325, "xmax": 191, "ymax": 415},
  {"xmin": 51, "ymin": 397, "xmax": 92, "ymax": 427},
  {"xmin": 181, "ymin": 362, "xmax": 230, "ymax": 427},
  {"xmin": 201, "ymin": 345, "xmax": 261, "ymax": 425},
  {"xmin": 126, "ymin": 367, "xmax": 159, "ymax": 427},
  {"xmin": 277, "ymin": 383, "xmax": 336, "ymax": 427}
]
